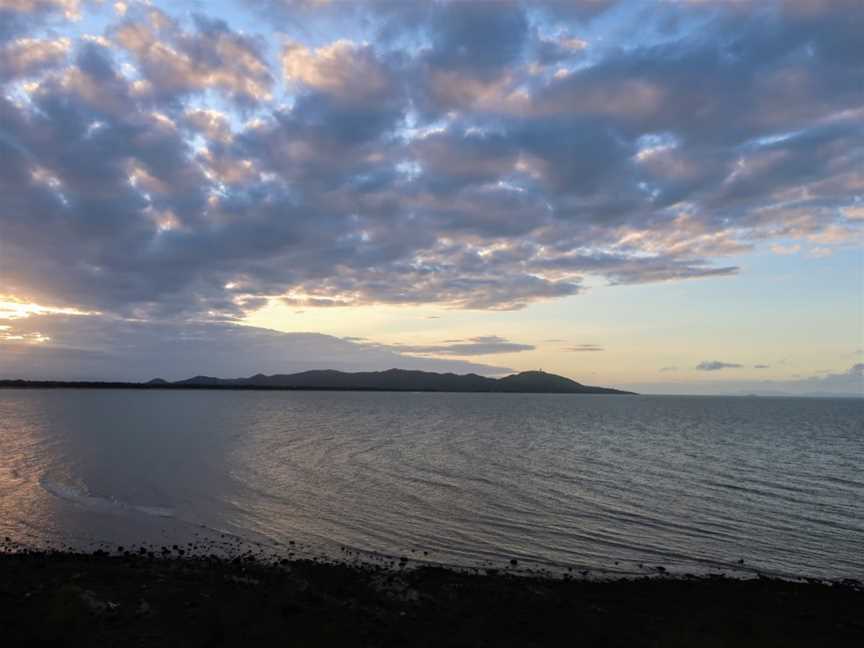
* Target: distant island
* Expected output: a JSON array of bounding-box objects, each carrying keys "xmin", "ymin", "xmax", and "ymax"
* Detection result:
[{"xmin": 0, "ymin": 369, "xmax": 636, "ymax": 395}]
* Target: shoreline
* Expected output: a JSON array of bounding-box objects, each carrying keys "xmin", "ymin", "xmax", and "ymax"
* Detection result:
[
  {"xmin": 4, "ymin": 530, "xmax": 841, "ymax": 585},
  {"xmin": 1, "ymin": 547, "xmax": 861, "ymax": 646},
  {"xmin": 0, "ymin": 382, "xmax": 634, "ymax": 394}
]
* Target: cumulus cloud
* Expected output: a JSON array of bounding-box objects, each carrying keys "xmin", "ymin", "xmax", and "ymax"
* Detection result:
[
  {"xmin": 0, "ymin": 36, "xmax": 70, "ymax": 79},
  {"xmin": 0, "ymin": 0, "xmax": 861, "ymax": 369},
  {"xmin": 0, "ymin": 0, "xmax": 80, "ymax": 24},
  {"xmin": 281, "ymin": 39, "xmax": 395, "ymax": 102},
  {"xmin": 0, "ymin": 1, "xmax": 80, "ymax": 46},
  {"xmin": 112, "ymin": 10, "xmax": 272, "ymax": 105},
  {"xmin": 696, "ymin": 361, "xmax": 743, "ymax": 372},
  {"xmin": 0, "ymin": 0, "xmax": 79, "ymax": 15}
]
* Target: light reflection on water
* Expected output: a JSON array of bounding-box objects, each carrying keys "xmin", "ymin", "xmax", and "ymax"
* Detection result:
[{"xmin": 0, "ymin": 389, "xmax": 861, "ymax": 579}]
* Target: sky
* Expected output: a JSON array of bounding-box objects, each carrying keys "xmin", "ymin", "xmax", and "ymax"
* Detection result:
[{"xmin": 0, "ymin": 0, "xmax": 861, "ymax": 396}]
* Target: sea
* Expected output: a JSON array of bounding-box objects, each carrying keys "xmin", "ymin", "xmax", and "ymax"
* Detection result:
[{"xmin": 0, "ymin": 389, "xmax": 861, "ymax": 580}]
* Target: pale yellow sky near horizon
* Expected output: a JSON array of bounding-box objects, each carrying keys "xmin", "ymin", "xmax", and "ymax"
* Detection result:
[
  {"xmin": 1, "ymin": 238, "xmax": 859, "ymax": 391},
  {"xmin": 243, "ymin": 250, "xmax": 862, "ymax": 387}
]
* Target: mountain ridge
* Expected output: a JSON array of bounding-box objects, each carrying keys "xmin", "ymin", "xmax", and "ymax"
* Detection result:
[
  {"xmin": 0, "ymin": 369, "xmax": 637, "ymax": 394},
  {"xmin": 171, "ymin": 368, "xmax": 636, "ymax": 394}
]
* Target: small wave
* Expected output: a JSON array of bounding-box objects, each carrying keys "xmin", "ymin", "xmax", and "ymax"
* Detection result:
[{"xmin": 40, "ymin": 478, "xmax": 174, "ymax": 518}]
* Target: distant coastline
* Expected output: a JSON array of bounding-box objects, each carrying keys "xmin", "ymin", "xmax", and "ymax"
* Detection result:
[{"xmin": 0, "ymin": 369, "xmax": 637, "ymax": 395}]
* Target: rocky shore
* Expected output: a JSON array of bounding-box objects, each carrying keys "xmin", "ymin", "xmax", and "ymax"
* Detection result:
[{"xmin": 1, "ymin": 549, "xmax": 861, "ymax": 647}]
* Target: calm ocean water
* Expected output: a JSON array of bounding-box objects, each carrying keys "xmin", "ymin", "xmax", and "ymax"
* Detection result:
[{"xmin": 0, "ymin": 389, "xmax": 861, "ymax": 579}]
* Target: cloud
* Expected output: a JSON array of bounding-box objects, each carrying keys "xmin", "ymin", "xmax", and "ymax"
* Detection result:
[
  {"xmin": 112, "ymin": 10, "xmax": 273, "ymax": 105},
  {"xmin": 0, "ymin": 0, "xmax": 80, "ymax": 16},
  {"xmin": 753, "ymin": 364, "xmax": 770, "ymax": 369},
  {"xmin": 0, "ymin": 313, "xmax": 514, "ymax": 381},
  {"xmin": 372, "ymin": 335, "xmax": 534, "ymax": 357},
  {"xmin": 424, "ymin": 2, "xmax": 527, "ymax": 81},
  {"xmin": 0, "ymin": 36, "xmax": 70, "ymax": 79},
  {"xmin": 0, "ymin": 0, "xmax": 81, "ymax": 35},
  {"xmin": 565, "ymin": 344, "xmax": 604, "ymax": 352},
  {"xmin": 761, "ymin": 363, "xmax": 863, "ymax": 395},
  {"xmin": 623, "ymin": 363, "xmax": 864, "ymax": 397},
  {"xmin": 281, "ymin": 39, "xmax": 395, "ymax": 102},
  {"xmin": 696, "ymin": 361, "xmax": 743, "ymax": 371},
  {"xmin": 770, "ymin": 243, "xmax": 801, "ymax": 256},
  {"xmin": 0, "ymin": 0, "xmax": 860, "ymax": 350},
  {"xmin": 659, "ymin": 366, "xmax": 678, "ymax": 372}
]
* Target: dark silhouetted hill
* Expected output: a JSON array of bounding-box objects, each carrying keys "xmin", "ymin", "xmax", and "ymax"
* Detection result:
[
  {"xmin": 173, "ymin": 369, "xmax": 636, "ymax": 394},
  {"xmin": 0, "ymin": 370, "xmax": 636, "ymax": 394}
]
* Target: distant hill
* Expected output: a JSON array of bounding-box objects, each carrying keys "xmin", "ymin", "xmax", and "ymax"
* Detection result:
[
  {"xmin": 0, "ymin": 369, "xmax": 636, "ymax": 394},
  {"xmin": 172, "ymin": 369, "xmax": 636, "ymax": 394}
]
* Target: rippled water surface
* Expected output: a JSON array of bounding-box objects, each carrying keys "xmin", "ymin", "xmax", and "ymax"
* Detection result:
[{"xmin": 1, "ymin": 389, "xmax": 861, "ymax": 579}]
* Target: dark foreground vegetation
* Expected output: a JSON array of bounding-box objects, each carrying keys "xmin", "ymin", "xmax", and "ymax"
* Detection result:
[{"xmin": 1, "ymin": 550, "xmax": 861, "ymax": 647}]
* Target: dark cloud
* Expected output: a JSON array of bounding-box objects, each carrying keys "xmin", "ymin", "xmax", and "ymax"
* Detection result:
[
  {"xmin": 754, "ymin": 364, "xmax": 770, "ymax": 369},
  {"xmin": 0, "ymin": 314, "xmax": 513, "ymax": 380},
  {"xmin": 696, "ymin": 361, "xmax": 743, "ymax": 372},
  {"xmin": 532, "ymin": 0, "xmax": 621, "ymax": 22},
  {"xmin": 424, "ymin": 1, "xmax": 528, "ymax": 81},
  {"xmin": 565, "ymin": 344, "xmax": 603, "ymax": 352}
]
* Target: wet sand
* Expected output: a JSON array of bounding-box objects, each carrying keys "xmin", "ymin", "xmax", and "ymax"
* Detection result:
[{"xmin": 1, "ymin": 548, "xmax": 861, "ymax": 647}]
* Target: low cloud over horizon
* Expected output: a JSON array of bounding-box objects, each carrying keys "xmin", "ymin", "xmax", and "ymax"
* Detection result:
[
  {"xmin": 696, "ymin": 361, "xmax": 745, "ymax": 372},
  {"xmin": 624, "ymin": 364, "xmax": 864, "ymax": 397},
  {"xmin": 566, "ymin": 344, "xmax": 604, "ymax": 352},
  {"xmin": 0, "ymin": 315, "xmax": 516, "ymax": 381},
  {"xmin": 371, "ymin": 335, "xmax": 535, "ymax": 357}
]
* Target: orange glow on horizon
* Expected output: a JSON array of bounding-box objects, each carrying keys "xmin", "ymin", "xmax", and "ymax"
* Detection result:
[{"xmin": 0, "ymin": 296, "xmax": 98, "ymax": 320}]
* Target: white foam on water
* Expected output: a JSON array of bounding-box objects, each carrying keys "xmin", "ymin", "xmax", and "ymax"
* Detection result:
[{"xmin": 40, "ymin": 477, "xmax": 175, "ymax": 518}]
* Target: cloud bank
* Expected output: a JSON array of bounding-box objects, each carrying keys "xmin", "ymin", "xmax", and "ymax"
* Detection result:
[
  {"xmin": 1, "ymin": 0, "xmax": 860, "ymax": 321},
  {"xmin": 0, "ymin": 314, "xmax": 513, "ymax": 381},
  {"xmin": 627, "ymin": 364, "xmax": 864, "ymax": 397}
]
